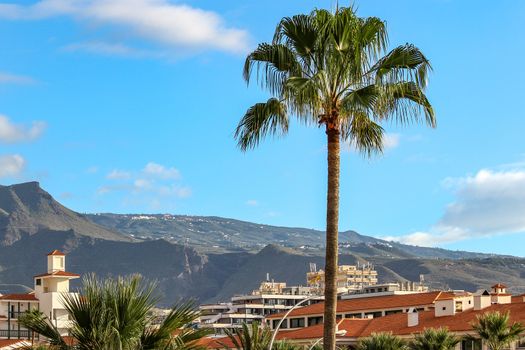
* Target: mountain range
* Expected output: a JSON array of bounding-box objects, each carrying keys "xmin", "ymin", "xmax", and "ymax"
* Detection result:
[{"xmin": 0, "ymin": 181, "xmax": 524, "ymax": 305}]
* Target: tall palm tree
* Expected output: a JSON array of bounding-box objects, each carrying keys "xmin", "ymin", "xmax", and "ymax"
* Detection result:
[
  {"xmin": 358, "ymin": 332, "xmax": 409, "ymax": 350},
  {"xmin": 235, "ymin": 7, "xmax": 434, "ymax": 350},
  {"xmin": 19, "ymin": 274, "xmax": 210, "ymax": 350},
  {"xmin": 471, "ymin": 311, "xmax": 525, "ymax": 350},
  {"xmin": 411, "ymin": 328, "xmax": 459, "ymax": 350}
]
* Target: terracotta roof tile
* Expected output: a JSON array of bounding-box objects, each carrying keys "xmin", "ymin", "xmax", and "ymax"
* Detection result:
[
  {"xmin": 47, "ymin": 250, "xmax": 66, "ymax": 256},
  {"xmin": 0, "ymin": 339, "xmax": 31, "ymax": 347},
  {"xmin": 277, "ymin": 319, "xmax": 372, "ymax": 341},
  {"xmin": 492, "ymin": 283, "xmax": 507, "ymax": 289},
  {"xmin": 267, "ymin": 292, "xmax": 443, "ymax": 319},
  {"xmin": 274, "ymin": 302, "xmax": 525, "ymax": 342},
  {"xmin": 0, "ymin": 293, "xmax": 38, "ymax": 301},
  {"xmin": 34, "ymin": 271, "xmax": 80, "ymax": 278}
]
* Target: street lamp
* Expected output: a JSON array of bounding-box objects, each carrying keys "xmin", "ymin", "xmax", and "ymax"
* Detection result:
[{"xmin": 268, "ymin": 295, "xmax": 318, "ymax": 350}]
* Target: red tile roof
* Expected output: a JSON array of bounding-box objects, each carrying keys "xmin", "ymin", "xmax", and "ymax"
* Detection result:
[
  {"xmin": 266, "ymin": 292, "xmax": 445, "ymax": 319},
  {"xmin": 0, "ymin": 339, "xmax": 30, "ymax": 348},
  {"xmin": 0, "ymin": 293, "xmax": 38, "ymax": 301},
  {"xmin": 492, "ymin": 283, "xmax": 507, "ymax": 289},
  {"xmin": 34, "ymin": 271, "xmax": 80, "ymax": 278},
  {"xmin": 277, "ymin": 319, "xmax": 372, "ymax": 341},
  {"xmin": 435, "ymin": 292, "xmax": 470, "ymax": 300},
  {"xmin": 274, "ymin": 302, "xmax": 525, "ymax": 342},
  {"xmin": 203, "ymin": 336, "xmax": 238, "ymax": 349},
  {"xmin": 47, "ymin": 250, "xmax": 66, "ymax": 256}
]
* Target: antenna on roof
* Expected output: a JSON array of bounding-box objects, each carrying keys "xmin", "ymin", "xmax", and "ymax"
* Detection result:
[{"xmin": 266, "ymin": 273, "xmax": 270, "ymax": 282}]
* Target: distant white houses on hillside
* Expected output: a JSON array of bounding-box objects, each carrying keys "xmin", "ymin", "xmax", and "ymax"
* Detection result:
[{"xmin": 0, "ymin": 250, "xmax": 80, "ymax": 340}]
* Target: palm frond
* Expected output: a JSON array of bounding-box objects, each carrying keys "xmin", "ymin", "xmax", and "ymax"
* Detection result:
[
  {"xmin": 342, "ymin": 113, "xmax": 384, "ymax": 157},
  {"xmin": 244, "ymin": 43, "xmax": 302, "ymax": 95},
  {"xmin": 411, "ymin": 327, "xmax": 460, "ymax": 350},
  {"xmin": 273, "ymin": 14, "xmax": 318, "ymax": 59},
  {"xmin": 370, "ymin": 44, "xmax": 431, "ymax": 89},
  {"xmin": 141, "ymin": 301, "xmax": 209, "ymax": 350},
  {"xmin": 358, "ymin": 332, "xmax": 409, "ymax": 350},
  {"xmin": 379, "ymin": 82, "xmax": 435, "ymax": 127},
  {"xmin": 234, "ymin": 98, "xmax": 289, "ymax": 151},
  {"xmin": 19, "ymin": 309, "xmax": 69, "ymax": 349},
  {"xmin": 471, "ymin": 311, "xmax": 525, "ymax": 350}
]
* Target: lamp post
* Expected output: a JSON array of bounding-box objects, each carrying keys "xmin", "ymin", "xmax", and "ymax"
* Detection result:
[{"xmin": 268, "ymin": 295, "xmax": 318, "ymax": 350}]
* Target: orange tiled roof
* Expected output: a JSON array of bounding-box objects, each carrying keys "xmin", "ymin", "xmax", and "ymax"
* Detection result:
[
  {"xmin": 435, "ymin": 292, "xmax": 470, "ymax": 300},
  {"xmin": 34, "ymin": 271, "xmax": 80, "ymax": 278},
  {"xmin": 204, "ymin": 336, "xmax": 238, "ymax": 349},
  {"xmin": 0, "ymin": 293, "xmax": 38, "ymax": 301},
  {"xmin": 48, "ymin": 250, "xmax": 66, "ymax": 256},
  {"xmin": 266, "ymin": 291, "xmax": 445, "ymax": 319},
  {"xmin": 0, "ymin": 339, "xmax": 30, "ymax": 347},
  {"xmin": 274, "ymin": 302, "xmax": 525, "ymax": 342},
  {"xmin": 492, "ymin": 283, "xmax": 507, "ymax": 289},
  {"xmin": 277, "ymin": 319, "xmax": 372, "ymax": 341}
]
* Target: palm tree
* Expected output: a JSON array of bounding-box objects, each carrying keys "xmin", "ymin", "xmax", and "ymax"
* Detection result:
[
  {"xmin": 224, "ymin": 322, "xmax": 272, "ymax": 350},
  {"xmin": 471, "ymin": 311, "xmax": 525, "ymax": 350},
  {"xmin": 19, "ymin": 274, "xmax": 210, "ymax": 350},
  {"xmin": 411, "ymin": 328, "xmax": 459, "ymax": 350},
  {"xmin": 235, "ymin": 7, "xmax": 434, "ymax": 350},
  {"xmin": 358, "ymin": 332, "xmax": 409, "ymax": 350}
]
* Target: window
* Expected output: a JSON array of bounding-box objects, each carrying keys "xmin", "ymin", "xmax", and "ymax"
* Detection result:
[
  {"xmin": 272, "ymin": 319, "xmax": 288, "ymax": 329},
  {"xmin": 308, "ymin": 316, "xmax": 323, "ymax": 326},
  {"xmin": 60, "ymin": 258, "xmax": 64, "ymax": 268},
  {"xmin": 345, "ymin": 313, "xmax": 362, "ymax": 319},
  {"xmin": 385, "ymin": 310, "xmax": 403, "ymax": 316},
  {"xmin": 442, "ymin": 307, "xmax": 446, "ymax": 311},
  {"xmin": 455, "ymin": 301, "xmax": 463, "ymax": 312},
  {"xmin": 461, "ymin": 339, "xmax": 481, "ymax": 350},
  {"xmin": 517, "ymin": 337, "xmax": 525, "ymax": 349},
  {"xmin": 290, "ymin": 318, "xmax": 305, "ymax": 328},
  {"xmin": 36, "ymin": 278, "xmax": 41, "ymax": 286}
]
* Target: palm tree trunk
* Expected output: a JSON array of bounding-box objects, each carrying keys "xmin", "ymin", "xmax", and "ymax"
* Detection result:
[{"xmin": 323, "ymin": 126, "xmax": 340, "ymax": 350}]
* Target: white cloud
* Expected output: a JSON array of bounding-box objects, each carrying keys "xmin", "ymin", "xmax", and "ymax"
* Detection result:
[
  {"xmin": 62, "ymin": 41, "xmax": 165, "ymax": 59},
  {"xmin": 385, "ymin": 168, "xmax": 525, "ymax": 247},
  {"xmin": 98, "ymin": 162, "xmax": 190, "ymax": 206},
  {"xmin": 107, "ymin": 169, "xmax": 131, "ymax": 180},
  {"xmin": 246, "ymin": 199, "xmax": 258, "ymax": 207},
  {"xmin": 0, "ymin": 115, "xmax": 46, "ymax": 143},
  {"xmin": 343, "ymin": 133, "xmax": 401, "ymax": 154},
  {"xmin": 0, "ymin": 154, "xmax": 25, "ymax": 178},
  {"xmin": 383, "ymin": 133, "xmax": 400, "ymax": 150},
  {"xmin": 0, "ymin": 0, "xmax": 249, "ymax": 55},
  {"xmin": 0, "ymin": 72, "xmax": 35, "ymax": 84},
  {"xmin": 142, "ymin": 162, "xmax": 180, "ymax": 179}
]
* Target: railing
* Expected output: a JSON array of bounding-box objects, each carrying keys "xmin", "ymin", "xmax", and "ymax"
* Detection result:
[
  {"xmin": 0, "ymin": 329, "xmax": 35, "ymax": 339},
  {"xmin": 7, "ymin": 311, "xmax": 27, "ymax": 319}
]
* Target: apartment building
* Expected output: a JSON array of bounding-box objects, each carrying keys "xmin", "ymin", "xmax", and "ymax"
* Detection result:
[
  {"xmin": 307, "ymin": 263, "xmax": 378, "ymax": 294},
  {"xmin": 266, "ymin": 290, "xmax": 446, "ymax": 330},
  {"xmin": 0, "ymin": 250, "xmax": 80, "ymax": 340},
  {"xmin": 198, "ymin": 278, "xmax": 323, "ymax": 335}
]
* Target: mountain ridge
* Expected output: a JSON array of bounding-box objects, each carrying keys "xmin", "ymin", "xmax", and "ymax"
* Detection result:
[{"xmin": 0, "ymin": 181, "xmax": 524, "ymax": 305}]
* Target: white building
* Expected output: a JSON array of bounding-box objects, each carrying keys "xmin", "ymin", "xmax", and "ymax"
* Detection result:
[
  {"xmin": 199, "ymin": 279, "xmax": 323, "ymax": 335},
  {"xmin": 0, "ymin": 250, "xmax": 80, "ymax": 340}
]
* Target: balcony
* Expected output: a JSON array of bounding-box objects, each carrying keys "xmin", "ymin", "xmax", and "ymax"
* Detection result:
[{"xmin": 0, "ymin": 329, "xmax": 38, "ymax": 339}]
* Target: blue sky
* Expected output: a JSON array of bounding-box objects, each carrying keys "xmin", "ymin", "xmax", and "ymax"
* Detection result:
[{"xmin": 0, "ymin": 0, "xmax": 524, "ymax": 256}]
